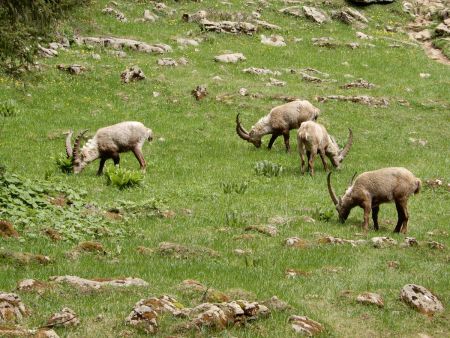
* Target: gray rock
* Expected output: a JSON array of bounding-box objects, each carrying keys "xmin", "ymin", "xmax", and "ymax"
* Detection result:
[
  {"xmin": 356, "ymin": 292, "xmax": 384, "ymax": 307},
  {"xmin": 400, "ymin": 284, "xmax": 444, "ymax": 316},
  {"xmin": 214, "ymin": 53, "xmax": 246, "ymax": 63},
  {"xmin": 303, "ymin": 6, "xmax": 329, "ymax": 24},
  {"xmin": 0, "ymin": 293, "xmax": 28, "ymax": 323},
  {"xmin": 289, "ymin": 315, "xmax": 324, "ymax": 336},
  {"xmin": 349, "ymin": 0, "xmax": 395, "ymax": 4},
  {"xmin": 121, "ymin": 66, "xmax": 146, "ymax": 83}
]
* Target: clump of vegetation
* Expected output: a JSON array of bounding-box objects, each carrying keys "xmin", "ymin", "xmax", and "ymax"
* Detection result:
[
  {"xmin": 313, "ymin": 206, "xmax": 334, "ymax": 222},
  {"xmin": 0, "ymin": 99, "xmax": 19, "ymax": 118},
  {"xmin": 112, "ymin": 198, "xmax": 167, "ymax": 219},
  {"xmin": 0, "ymin": 172, "xmax": 125, "ymax": 241},
  {"xmin": 254, "ymin": 160, "xmax": 283, "ymax": 177},
  {"xmin": 0, "ymin": 0, "xmax": 89, "ymax": 74},
  {"xmin": 226, "ymin": 210, "xmax": 245, "ymax": 227},
  {"xmin": 54, "ymin": 153, "xmax": 73, "ymax": 173},
  {"xmin": 104, "ymin": 166, "xmax": 144, "ymax": 189},
  {"xmin": 221, "ymin": 181, "xmax": 248, "ymax": 194}
]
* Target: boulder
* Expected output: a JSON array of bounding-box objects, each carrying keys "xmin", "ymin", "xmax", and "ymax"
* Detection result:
[
  {"xmin": 200, "ymin": 19, "xmax": 257, "ymax": 35},
  {"xmin": 121, "ymin": 66, "xmax": 146, "ymax": 83},
  {"xmin": 214, "ymin": 53, "xmax": 246, "ymax": 63},
  {"xmin": 46, "ymin": 307, "xmax": 79, "ymax": 327},
  {"xmin": 49, "ymin": 275, "xmax": 148, "ymax": 289},
  {"xmin": 400, "ymin": 284, "xmax": 444, "ymax": 316},
  {"xmin": 332, "ymin": 7, "xmax": 368, "ymax": 25},
  {"xmin": 289, "ymin": 315, "xmax": 324, "ymax": 336},
  {"xmin": 0, "ymin": 293, "xmax": 28, "ymax": 323},
  {"xmin": 303, "ymin": 6, "xmax": 330, "ymax": 24},
  {"xmin": 356, "ymin": 292, "xmax": 384, "ymax": 307}
]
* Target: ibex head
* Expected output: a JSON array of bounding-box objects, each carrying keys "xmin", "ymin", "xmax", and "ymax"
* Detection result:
[
  {"xmin": 328, "ymin": 129, "xmax": 353, "ymax": 168},
  {"xmin": 65, "ymin": 129, "xmax": 89, "ymax": 174},
  {"xmin": 235, "ymin": 114, "xmax": 262, "ymax": 148},
  {"xmin": 327, "ymin": 172, "xmax": 356, "ymax": 223}
]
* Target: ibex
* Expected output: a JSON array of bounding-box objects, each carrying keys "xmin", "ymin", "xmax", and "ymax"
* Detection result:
[
  {"xmin": 327, "ymin": 168, "xmax": 421, "ymax": 233},
  {"xmin": 65, "ymin": 121, "xmax": 153, "ymax": 175},
  {"xmin": 236, "ymin": 100, "xmax": 320, "ymax": 152},
  {"xmin": 297, "ymin": 121, "xmax": 352, "ymax": 176}
]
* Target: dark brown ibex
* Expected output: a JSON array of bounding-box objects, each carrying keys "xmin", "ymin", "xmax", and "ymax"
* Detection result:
[
  {"xmin": 327, "ymin": 168, "xmax": 421, "ymax": 233},
  {"xmin": 65, "ymin": 121, "xmax": 153, "ymax": 175},
  {"xmin": 297, "ymin": 121, "xmax": 353, "ymax": 176},
  {"xmin": 236, "ymin": 100, "xmax": 320, "ymax": 152}
]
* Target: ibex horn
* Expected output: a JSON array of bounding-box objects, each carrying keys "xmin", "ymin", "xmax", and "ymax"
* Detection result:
[
  {"xmin": 73, "ymin": 129, "xmax": 88, "ymax": 162},
  {"xmin": 64, "ymin": 130, "xmax": 73, "ymax": 158},
  {"xmin": 349, "ymin": 172, "xmax": 357, "ymax": 186},
  {"xmin": 339, "ymin": 128, "xmax": 353, "ymax": 161},
  {"xmin": 236, "ymin": 114, "xmax": 250, "ymax": 141},
  {"xmin": 327, "ymin": 172, "xmax": 339, "ymax": 206}
]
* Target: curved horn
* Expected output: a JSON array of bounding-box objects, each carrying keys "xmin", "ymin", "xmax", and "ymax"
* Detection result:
[
  {"xmin": 349, "ymin": 172, "xmax": 357, "ymax": 186},
  {"xmin": 73, "ymin": 129, "xmax": 88, "ymax": 161},
  {"xmin": 327, "ymin": 172, "xmax": 339, "ymax": 206},
  {"xmin": 64, "ymin": 130, "xmax": 73, "ymax": 158},
  {"xmin": 339, "ymin": 128, "xmax": 353, "ymax": 161},
  {"xmin": 236, "ymin": 114, "xmax": 250, "ymax": 141}
]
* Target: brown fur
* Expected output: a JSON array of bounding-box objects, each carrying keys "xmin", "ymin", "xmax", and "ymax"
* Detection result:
[
  {"xmin": 328, "ymin": 168, "xmax": 421, "ymax": 233},
  {"xmin": 236, "ymin": 100, "xmax": 320, "ymax": 151}
]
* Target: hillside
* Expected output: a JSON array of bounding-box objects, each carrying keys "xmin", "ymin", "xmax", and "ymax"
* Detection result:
[{"xmin": 0, "ymin": 0, "xmax": 449, "ymax": 337}]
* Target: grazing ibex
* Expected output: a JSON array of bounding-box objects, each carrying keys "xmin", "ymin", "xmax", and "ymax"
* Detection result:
[
  {"xmin": 65, "ymin": 121, "xmax": 153, "ymax": 175},
  {"xmin": 236, "ymin": 100, "xmax": 320, "ymax": 152},
  {"xmin": 327, "ymin": 168, "xmax": 421, "ymax": 233},
  {"xmin": 297, "ymin": 121, "xmax": 352, "ymax": 176}
]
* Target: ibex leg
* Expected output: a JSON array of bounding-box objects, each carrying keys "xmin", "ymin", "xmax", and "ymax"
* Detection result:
[
  {"xmin": 132, "ymin": 148, "xmax": 146, "ymax": 170},
  {"xmin": 372, "ymin": 206, "xmax": 379, "ymax": 230},
  {"xmin": 394, "ymin": 200, "xmax": 408, "ymax": 233},
  {"xmin": 268, "ymin": 134, "xmax": 279, "ymax": 149},
  {"xmin": 283, "ymin": 132, "xmax": 290, "ymax": 152},
  {"xmin": 97, "ymin": 158, "xmax": 107, "ymax": 176},
  {"xmin": 318, "ymin": 149, "xmax": 329, "ymax": 173}
]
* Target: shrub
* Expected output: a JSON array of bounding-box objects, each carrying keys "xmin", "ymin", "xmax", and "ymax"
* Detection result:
[
  {"xmin": 254, "ymin": 160, "xmax": 283, "ymax": 177},
  {"xmin": 105, "ymin": 166, "xmax": 144, "ymax": 189},
  {"xmin": 221, "ymin": 181, "xmax": 248, "ymax": 194},
  {"xmin": 54, "ymin": 153, "xmax": 73, "ymax": 174}
]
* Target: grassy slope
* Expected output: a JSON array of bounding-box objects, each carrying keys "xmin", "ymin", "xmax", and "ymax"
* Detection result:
[{"xmin": 0, "ymin": 0, "xmax": 449, "ymax": 337}]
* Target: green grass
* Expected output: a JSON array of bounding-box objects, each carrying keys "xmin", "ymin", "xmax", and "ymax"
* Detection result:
[{"xmin": 0, "ymin": 0, "xmax": 449, "ymax": 337}]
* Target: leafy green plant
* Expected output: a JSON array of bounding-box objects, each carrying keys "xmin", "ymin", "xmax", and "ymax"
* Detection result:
[
  {"xmin": 104, "ymin": 166, "xmax": 144, "ymax": 189},
  {"xmin": 313, "ymin": 206, "xmax": 335, "ymax": 223},
  {"xmin": 0, "ymin": 99, "xmax": 18, "ymax": 118},
  {"xmin": 226, "ymin": 210, "xmax": 244, "ymax": 227},
  {"xmin": 221, "ymin": 181, "xmax": 248, "ymax": 194},
  {"xmin": 54, "ymin": 153, "xmax": 73, "ymax": 173},
  {"xmin": 254, "ymin": 160, "xmax": 283, "ymax": 177}
]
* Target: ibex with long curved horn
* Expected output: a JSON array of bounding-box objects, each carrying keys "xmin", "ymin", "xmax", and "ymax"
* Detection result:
[
  {"xmin": 236, "ymin": 100, "xmax": 320, "ymax": 152},
  {"xmin": 65, "ymin": 121, "xmax": 153, "ymax": 175},
  {"xmin": 297, "ymin": 121, "xmax": 352, "ymax": 176},
  {"xmin": 327, "ymin": 168, "xmax": 421, "ymax": 233}
]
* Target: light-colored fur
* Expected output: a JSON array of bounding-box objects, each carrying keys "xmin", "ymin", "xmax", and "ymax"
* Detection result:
[
  {"xmin": 74, "ymin": 121, "xmax": 153, "ymax": 175},
  {"xmin": 297, "ymin": 121, "xmax": 351, "ymax": 175},
  {"xmin": 328, "ymin": 168, "xmax": 421, "ymax": 233},
  {"xmin": 239, "ymin": 100, "xmax": 320, "ymax": 151}
]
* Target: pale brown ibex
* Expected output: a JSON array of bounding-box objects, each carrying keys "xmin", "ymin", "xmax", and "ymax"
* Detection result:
[
  {"xmin": 236, "ymin": 100, "xmax": 320, "ymax": 152},
  {"xmin": 65, "ymin": 121, "xmax": 153, "ymax": 175},
  {"xmin": 327, "ymin": 168, "xmax": 421, "ymax": 233},
  {"xmin": 297, "ymin": 121, "xmax": 352, "ymax": 176}
]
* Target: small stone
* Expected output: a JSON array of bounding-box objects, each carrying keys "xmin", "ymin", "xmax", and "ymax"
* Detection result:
[
  {"xmin": 427, "ymin": 241, "xmax": 445, "ymax": 250},
  {"xmin": 46, "ymin": 307, "xmax": 80, "ymax": 327},
  {"xmin": 92, "ymin": 53, "xmax": 101, "ymax": 60},
  {"xmin": 152, "ymin": 91, "xmax": 160, "ymax": 97},
  {"xmin": 121, "ymin": 66, "xmax": 145, "ymax": 83},
  {"xmin": 285, "ymin": 269, "xmax": 311, "ymax": 278},
  {"xmin": 285, "ymin": 237, "xmax": 310, "ymax": 248},
  {"xmin": 356, "ymin": 292, "xmax": 384, "ymax": 308},
  {"xmin": 262, "ymin": 296, "xmax": 292, "ymax": 311},
  {"xmin": 233, "ymin": 248, "xmax": 252, "ymax": 255},
  {"xmin": 419, "ymin": 73, "xmax": 431, "ymax": 78},
  {"xmin": 245, "ymin": 225, "xmax": 278, "ymax": 236},
  {"xmin": 238, "ymin": 88, "xmax": 248, "ymax": 96},
  {"xmin": 261, "ymin": 34, "xmax": 286, "ymax": 47},
  {"xmin": 214, "ymin": 53, "xmax": 246, "ymax": 63},
  {"xmin": 0, "ymin": 293, "xmax": 29, "ymax": 323},
  {"xmin": 266, "ymin": 78, "xmax": 286, "ymax": 87},
  {"xmin": 289, "ymin": 315, "xmax": 324, "ymax": 336},
  {"xmin": 371, "ymin": 237, "xmax": 397, "ymax": 248},
  {"xmin": 387, "ymin": 261, "xmax": 400, "ymax": 269},
  {"xmin": 400, "ymin": 284, "xmax": 444, "ymax": 316},
  {"xmin": 403, "ymin": 237, "xmax": 419, "ymax": 247},
  {"xmin": 192, "ymin": 85, "xmax": 207, "ymax": 101},
  {"xmin": 303, "ymin": 6, "xmax": 329, "ymax": 24}
]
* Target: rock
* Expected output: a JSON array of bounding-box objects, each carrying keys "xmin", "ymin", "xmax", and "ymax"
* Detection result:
[
  {"xmin": 279, "ymin": 6, "xmax": 303, "ymax": 18},
  {"xmin": 318, "ymin": 236, "xmax": 367, "ymax": 246},
  {"xmin": 233, "ymin": 248, "xmax": 252, "ymax": 255},
  {"xmin": 347, "ymin": 42, "xmax": 360, "ymax": 49},
  {"xmin": 192, "ymin": 85, "xmax": 208, "ymax": 100},
  {"xmin": 387, "ymin": 260, "xmax": 400, "ymax": 269},
  {"xmin": 126, "ymin": 304, "xmax": 158, "ymax": 333},
  {"xmin": 102, "ymin": 6, "xmax": 127, "ymax": 22},
  {"xmin": 261, "ymin": 34, "xmax": 286, "ymax": 47},
  {"xmin": 419, "ymin": 73, "xmax": 431, "ymax": 78},
  {"xmin": 143, "ymin": 9, "xmax": 158, "ymax": 22},
  {"xmin": 356, "ymin": 292, "xmax": 384, "ymax": 307},
  {"xmin": 156, "ymin": 242, "xmax": 220, "ymax": 259},
  {"xmin": 427, "ymin": 241, "xmax": 445, "ymax": 250},
  {"xmin": 110, "ymin": 50, "xmax": 127, "ymax": 58},
  {"xmin": 74, "ymin": 36, "xmax": 172, "ymax": 54},
  {"xmin": 403, "ymin": 237, "xmax": 419, "ymax": 247},
  {"xmin": 46, "ymin": 307, "xmax": 79, "ymax": 327},
  {"xmin": 409, "ymin": 137, "xmax": 428, "ymax": 146},
  {"xmin": 410, "ymin": 29, "xmax": 432, "ymax": 41},
  {"xmin": 38, "ymin": 45, "xmax": 58, "ymax": 58},
  {"xmin": 317, "ymin": 95, "xmax": 389, "ymax": 107},
  {"xmin": 435, "ymin": 21, "xmax": 450, "ymax": 36},
  {"xmin": 182, "ymin": 10, "xmax": 207, "ymax": 23},
  {"xmin": 157, "ymin": 58, "xmax": 178, "ymax": 66},
  {"xmin": 285, "ymin": 237, "xmax": 310, "ymax": 248},
  {"xmin": 349, "ymin": 0, "xmax": 394, "ymax": 4},
  {"xmin": 17, "ymin": 279, "xmax": 48, "ymax": 294},
  {"xmin": 312, "ymin": 37, "xmax": 338, "ymax": 48},
  {"xmin": 0, "ymin": 250, "xmax": 51, "ymax": 265},
  {"xmin": 238, "ymin": 88, "xmax": 249, "ymax": 96},
  {"xmin": 245, "ymin": 225, "xmax": 278, "ymax": 236},
  {"xmin": 57, "ymin": 64, "xmax": 86, "ymax": 75},
  {"xmin": 285, "ymin": 269, "xmax": 311, "ymax": 278},
  {"xmin": 341, "ymin": 79, "xmax": 375, "ymax": 89},
  {"xmin": 121, "ymin": 66, "xmax": 146, "ymax": 83},
  {"xmin": 289, "ymin": 315, "xmax": 324, "ymax": 336},
  {"xmin": 0, "ymin": 328, "xmax": 59, "ymax": 337},
  {"xmin": 214, "ymin": 53, "xmax": 246, "ymax": 63},
  {"xmin": 262, "ymin": 296, "xmax": 292, "ymax": 311},
  {"xmin": 0, "ymin": 293, "xmax": 29, "ymax": 323},
  {"xmin": 356, "ymin": 31, "xmax": 373, "ymax": 39},
  {"xmin": 254, "ymin": 19, "xmax": 281, "ymax": 30},
  {"xmin": 200, "ymin": 19, "xmax": 257, "ymax": 35},
  {"xmin": 301, "ymin": 73, "xmax": 325, "ymax": 83},
  {"xmin": 243, "ymin": 67, "xmax": 281, "ymax": 76},
  {"xmin": 400, "ymin": 284, "xmax": 444, "ymax": 316},
  {"xmin": 303, "ymin": 6, "xmax": 329, "ymax": 24},
  {"xmin": 49, "ymin": 275, "xmax": 148, "ymax": 289},
  {"xmin": 0, "ymin": 220, "xmax": 19, "ymax": 238},
  {"xmin": 266, "ymin": 78, "xmax": 286, "ymax": 86},
  {"xmin": 332, "ymin": 7, "xmax": 368, "ymax": 25},
  {"xmin": 371, "ymin": 237, "xmax": 398, "ymax": 248},
  {"xmin": 176, "ymin": 37, "xmax": 199, "ymax": 47}
]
